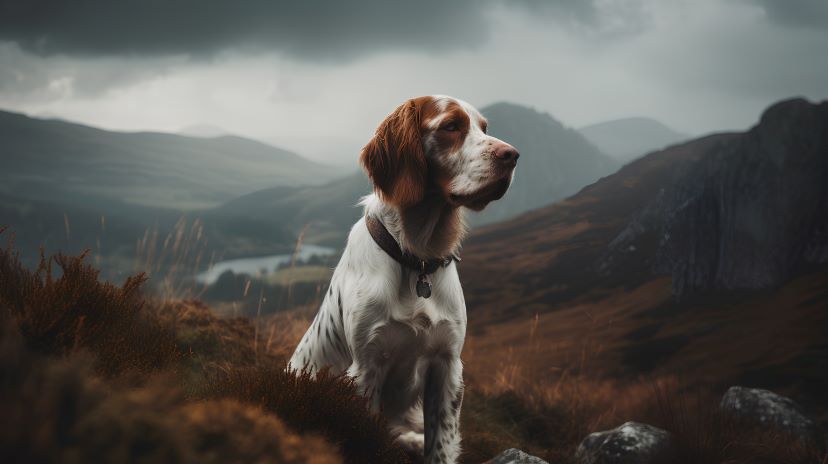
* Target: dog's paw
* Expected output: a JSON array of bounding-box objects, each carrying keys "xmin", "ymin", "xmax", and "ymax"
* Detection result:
[{"xmin": 395, "ymin": 430, "xmax": 425, "ymax": 454}]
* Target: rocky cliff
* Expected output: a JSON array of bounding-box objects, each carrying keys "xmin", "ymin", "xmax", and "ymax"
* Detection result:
[{"xmin": 606, "ymin": 98, "xmax": 828, "ymax": 296}]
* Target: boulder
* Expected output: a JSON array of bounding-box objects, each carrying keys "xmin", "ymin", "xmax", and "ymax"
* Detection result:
[
  {"xmin": 720, "ymin": 386, "xmax": 824, "ymax": 450},
  {"xmin": 486, "ymin": 448, "xmax": 548, "ymax": 464},
  {"xmin": 575, "ymin": 421, "xmax": 672, "ymax": 464}
]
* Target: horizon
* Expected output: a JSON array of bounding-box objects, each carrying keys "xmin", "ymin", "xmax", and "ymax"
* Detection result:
[
  {"xmin": 1, "ymin": 94, "xmax": 820, "ymax": 167},
  {"xmin": 2, "ymin": 0, "xmax": 827, "ymax": 164}
]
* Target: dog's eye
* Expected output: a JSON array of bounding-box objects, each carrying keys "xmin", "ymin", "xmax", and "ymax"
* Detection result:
[
  {"xmin": 481, "ymin": 123, "xmax": 488, "ymax": 134},
  {"xmin": 441, "ymin": 122, "xmax": 459, "ymax": 132}
]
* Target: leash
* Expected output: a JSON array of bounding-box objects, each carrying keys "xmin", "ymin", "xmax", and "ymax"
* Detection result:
[{"xmin": 365, "ymin": 214, "xmax": 459, "ymax": 298}]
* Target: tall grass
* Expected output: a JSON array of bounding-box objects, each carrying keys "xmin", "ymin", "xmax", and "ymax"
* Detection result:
[
  {"xmin": 135, "ymin": 217, "xmax": 213, "ymax": 302},
  {"xmin": 459, "ymin": 310, "xmax": 827, "ymax": 463},
  {"xmin": 0, "ymin": 233, "xmax": 409, "ymax": 463}
]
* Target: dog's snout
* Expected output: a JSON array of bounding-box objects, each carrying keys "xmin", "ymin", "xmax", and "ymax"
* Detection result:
[{"xmin": 493, "ymin": 144, "xmax": 520, "ymax": 166}]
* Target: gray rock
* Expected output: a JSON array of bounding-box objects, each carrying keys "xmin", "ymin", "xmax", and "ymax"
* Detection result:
[
  {"xmin": 601, "ymin": 98, "xmax": 828, "ymax": 297},
  {"xmin": 720, "ymin": 386, "xmax": 824, "ymax": 450},
  {"xmin": 486, "ymin": 448, "xmax": 548, "ymax": 464},
  {"xmin": 575, "ymin": 421, "xmax": 672, "ymax": 464}
]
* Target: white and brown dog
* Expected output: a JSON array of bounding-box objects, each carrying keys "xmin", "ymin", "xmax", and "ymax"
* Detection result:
[{"xmin": 289, "ymin": 95, "xmax": 518, "ymax": 463}]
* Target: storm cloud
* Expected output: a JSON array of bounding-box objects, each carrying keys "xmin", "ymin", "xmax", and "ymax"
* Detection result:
[
  {"xmin": 0, "ymin": 0, "xmax": 617, "ymax": 60},
  {"xmin": 750, "ymin": 0, "xmax": 828, "ymax": 29}
]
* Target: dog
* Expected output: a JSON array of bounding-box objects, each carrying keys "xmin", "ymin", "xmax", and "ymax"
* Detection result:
[{"xmin": 289, "ymin": 95, "xmax": 519, "ymax": 463}]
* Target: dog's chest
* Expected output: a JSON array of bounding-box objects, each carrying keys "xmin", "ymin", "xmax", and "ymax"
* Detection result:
[{"xmin": 373, "ymin": 310, "xmax": 464, "ymax": 413}]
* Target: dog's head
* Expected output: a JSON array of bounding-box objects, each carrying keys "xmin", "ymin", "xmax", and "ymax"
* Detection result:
[{"xmin": 360, "ymin": 95, "xmax": 519, "ymax": 211}]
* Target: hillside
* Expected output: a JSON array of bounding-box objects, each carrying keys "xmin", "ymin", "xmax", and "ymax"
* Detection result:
[
  {"xmin": 459, "ymin": 98, "xmax": 828, "ymax": 418},
  {"xmin": 208, "ymin": 171, "xmax": 369, "ymax": 246},
  {"xmin": 1, "ymin": 99, "xmax": 825, "ymax": 464},
  {"xmin": 578, "ymin": 117, "xmax": 689, "ymax": 163},
  {"xmin": 0, "ymin": 109, "xmax": 337, "ymax": 211}
]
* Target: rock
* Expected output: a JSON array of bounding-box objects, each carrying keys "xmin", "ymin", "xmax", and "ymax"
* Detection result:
[
  {"xmin": 720, "ymin": 386, "xmax": 824, "ymax": 450},
  {"xmin": 602, "ymin": 98, "xmax": 828, "ymax": 297},
  {"xmin": 575, "ymin": 421, "xmax": 672, "ymax": 464},
  {"xmin": 486, "ymin": 448, "xmax": 548, "ymax": 464}
]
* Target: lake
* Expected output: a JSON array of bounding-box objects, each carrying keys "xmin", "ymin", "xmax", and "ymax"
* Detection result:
[{"xmin": 195, "ymin": 244, "xmax": 336, "ymax": 285}]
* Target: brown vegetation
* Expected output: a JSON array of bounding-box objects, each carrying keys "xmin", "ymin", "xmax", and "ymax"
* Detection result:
[
  {"xmin": 0, "ymin": 238, "xmax": 407, "ymax": 463},
  {"xmin": 1, "ymin": 233, "xmax": 825, "ymax": 463}
]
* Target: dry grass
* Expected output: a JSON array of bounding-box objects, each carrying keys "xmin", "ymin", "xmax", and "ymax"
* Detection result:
[
  {"xmin": 0, "ymin": 244, "xmax": 178, "ymax": 377},
  {"xmin": 459, "ymin": 310, "xmax": 827, "ymax": 463},
  {"xmin": 0, "ymin": 320, "xmax": 340, "ymax": 464},
  {"xmin": 207, "ymin": 366, "xmax": 411, "ymax": 463},
  {"xmin": 2, "ymin": 229, "xmax": 825, "ymax": 463},
  {"xmin": 0, "ymin": 235, "xmax": 409, "ymax": 463}
]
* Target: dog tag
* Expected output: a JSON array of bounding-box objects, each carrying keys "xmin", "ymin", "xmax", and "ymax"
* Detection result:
[{"xmin": 416, "ymin": 274, "xmax": 432, "ymax": 298}]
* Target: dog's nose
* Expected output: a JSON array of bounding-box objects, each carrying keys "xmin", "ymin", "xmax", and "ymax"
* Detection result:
[{"xmin": 493, "ymin": 144, "xmax": 520, "ymax": 166}]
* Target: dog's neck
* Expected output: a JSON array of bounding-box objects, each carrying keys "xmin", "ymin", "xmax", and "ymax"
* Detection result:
[{"xmin": 363, "ymin": 192, "xmax": 466, "ymax": 259}]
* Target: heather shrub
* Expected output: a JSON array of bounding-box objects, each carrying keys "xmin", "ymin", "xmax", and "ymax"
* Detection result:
[
  {"xmin": 0, "ymin": 242, "xmax": 178, "ymax": 376},
  {"xmin": 208, "ymin": 366, "xmax": 413, "ymax": 463},
  {"xmin": 0, "ymin": 315, "xmax": 340, "ymax": 464},
  {"xmin": 0, "ymin": 237, "xmax": 410, "ymax": 463}
]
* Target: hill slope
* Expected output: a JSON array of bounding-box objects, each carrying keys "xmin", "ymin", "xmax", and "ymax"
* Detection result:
[
  {"xmin": 578, "ymin": 117, "xmax": 689, "ymax": 163},
  {"xmin": 207, "ymin": 171, "xmax": 370, "ymax": 247},
  {"xmin": 0, "ymin": 110, "xmax": 337, "ymax": 211},
  {"xmin": 459, "ymin": 98, "xmax": 828, "ymax": 415}
]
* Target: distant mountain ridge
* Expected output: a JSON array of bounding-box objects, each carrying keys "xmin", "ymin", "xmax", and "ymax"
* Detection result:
[
  {"xmin": 0, "ymin": 109, "xmax": 337, "ymax": 211},
  {"xmin": 578, "ymin": 117, "xmax": 689, "ymax": 163}
]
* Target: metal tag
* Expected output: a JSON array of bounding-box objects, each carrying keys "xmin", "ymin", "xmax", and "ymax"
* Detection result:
[{"xmin": 416, "ymin": 275, "xmax": 432, "ymax": 298}]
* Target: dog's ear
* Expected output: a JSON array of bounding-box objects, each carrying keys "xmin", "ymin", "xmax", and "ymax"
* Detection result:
[{"xmin": 360, "ymin": 98, "xmax": 427, "ymax": 208}]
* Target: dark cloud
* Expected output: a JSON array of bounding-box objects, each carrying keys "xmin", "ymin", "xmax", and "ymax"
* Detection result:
[
  {"xmin": 0, "ymin": 43, "xmax": 181, "ymax": 101},
  {"xmin": 0, "ymin": 0, "xmax": 608, "ymax": 60},
  {"xmin": 751, "ymin": 0, "xmax": 828, "ymax": 29}
]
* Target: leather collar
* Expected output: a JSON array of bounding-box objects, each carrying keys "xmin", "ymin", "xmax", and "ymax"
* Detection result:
[{"xmin": 365, "ymin": 214, "xmax": 458, "ymax": 276}]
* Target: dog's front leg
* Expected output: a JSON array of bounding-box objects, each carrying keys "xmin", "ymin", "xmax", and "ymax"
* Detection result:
[
  {"xmin": 346, "ymin": 355, "xmax": 389, "ymax": 413},
  {"xmin": 423, "ymin": 357, "xmax": 464, "ymax": 464}
]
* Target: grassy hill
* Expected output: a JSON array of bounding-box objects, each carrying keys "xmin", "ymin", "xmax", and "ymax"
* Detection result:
[{"xmin": 0, "ymin": 109, "xmax": 338, "ymax": 211}]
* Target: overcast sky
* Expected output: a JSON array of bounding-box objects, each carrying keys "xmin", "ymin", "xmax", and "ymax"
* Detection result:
[{"xmin": 1, "ymin": 0, "xmax": 826, "ymax": 164}]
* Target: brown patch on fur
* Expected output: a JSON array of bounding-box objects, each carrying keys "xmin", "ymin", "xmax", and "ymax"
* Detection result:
[
  {"xmin": 429, "ymin": 100, "xmax": 471, "ymax": 156},
  {"xmin": 361, "ymin": 96, "xmax": 436, "ymax": 208},
  {"xmin": 362, "ymin": 96, "xmax": 471, "ymax": 257}
]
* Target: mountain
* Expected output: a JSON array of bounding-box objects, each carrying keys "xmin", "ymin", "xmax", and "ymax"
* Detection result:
[
  {"xmin": 578, "ymin": 117, "xmax": 689, "ymax": 163},
  {"xmin": 178, "ymin": 123, "xmax": 229, "ymax": 138},
  {"xmin": 458, "ymin": 98, "xmax": 828, "ymax": 412},
  {"xmin": 206, "ymin": 102, "xmax": 621, "ymax": 246},
  {"xmin": 0, "ymin": 109, "xmax": 338, "ymax": 211},
  {"xmin": 471, "ymin": 103, "xmax": 618, "ymax": 225}
]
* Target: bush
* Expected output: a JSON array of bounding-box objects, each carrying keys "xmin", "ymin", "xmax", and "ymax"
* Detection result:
[
  {"xmin": 0, "ymin": 315, "xmax": 340, "ymax": 464},
  {"xmin": 209, "ymin": 366, "xmax": 412, "ymax": 463},
  {"xmin": 0, "ymin": 237, "xmax": 409, "ymax": 463},
  {"xmin": 0, "ymin": 242, "xmax": 177, "ymax": 376}
]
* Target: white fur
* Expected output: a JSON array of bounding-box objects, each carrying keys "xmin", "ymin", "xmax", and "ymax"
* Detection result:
[{"xmin": 289, "ymin": 196, "xmax": 466, "ymax": 462}]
